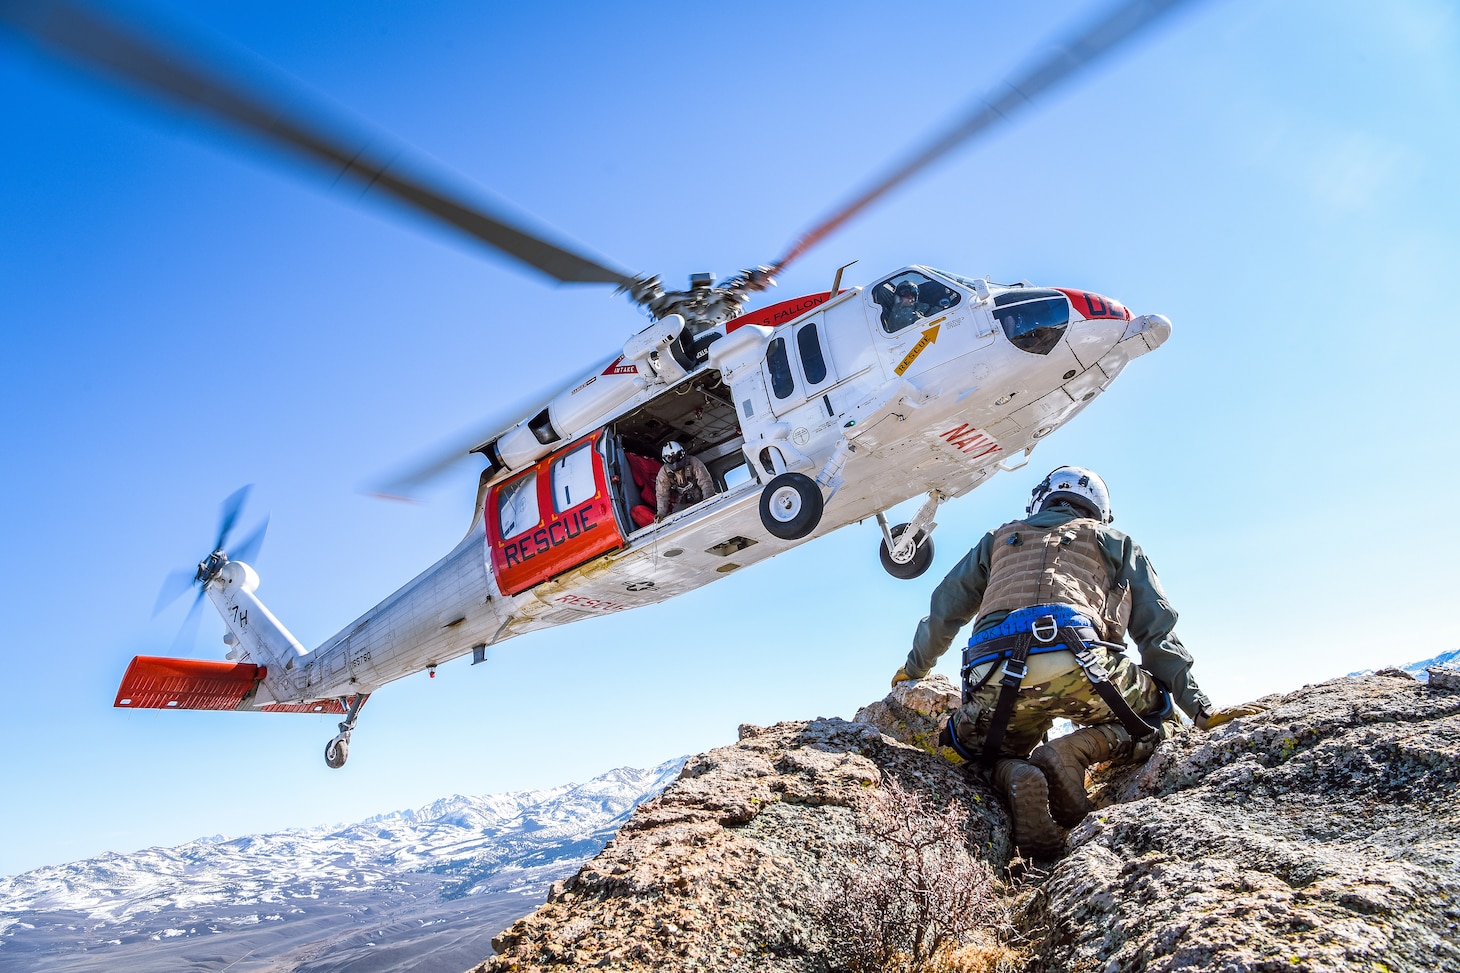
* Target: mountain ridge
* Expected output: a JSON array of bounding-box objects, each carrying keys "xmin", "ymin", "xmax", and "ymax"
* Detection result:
[{"xmin": 0, "ymin": 758, "xmax": 685, "ymax": 973}]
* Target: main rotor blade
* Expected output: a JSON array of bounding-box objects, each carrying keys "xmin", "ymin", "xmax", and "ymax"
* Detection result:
[
  {"xmin": 769, "ymin": 0, "xmax": 1201, "ymax": 276},
  {"xmin": 0, "ymin": 0, "xmax": 635, "ymax": 286},
  {"xmin": 366, "ymin": 374, "xmax": 569, "ymax": 501}
]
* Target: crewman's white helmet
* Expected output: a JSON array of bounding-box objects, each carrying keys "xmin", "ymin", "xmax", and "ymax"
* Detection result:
[
  {"xmin": 661, "ymin": 441, "xmax": 687, "ymax": 469},
  {"xmin": 1027, "ymin": 466, "xmax": 1113, "ymax": 523}
]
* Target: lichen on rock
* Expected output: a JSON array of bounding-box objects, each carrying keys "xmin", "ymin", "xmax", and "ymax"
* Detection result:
[{"xmin": 1025, "ymin": 672, "xmax": 1460, "ymax": 972}]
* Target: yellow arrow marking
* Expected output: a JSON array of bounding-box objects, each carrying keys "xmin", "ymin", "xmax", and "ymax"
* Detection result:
[{"xmin": 894, "ymin": 322, "xmax": 943, "ymax": 376}]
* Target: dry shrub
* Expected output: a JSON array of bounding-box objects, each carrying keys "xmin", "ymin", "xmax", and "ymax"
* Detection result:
[{"xmin": 812, "ymin": 776, "xmax": 1016, "ymax": 973}]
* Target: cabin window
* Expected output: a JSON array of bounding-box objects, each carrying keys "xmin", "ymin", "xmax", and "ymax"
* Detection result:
[
  {"xmin": 994, "ymin": 291, "xmax": 1070, "ymax": 356},
  {"xmin": 797, "ymin": 322, "xmax": 827, "ymax": 386},
  {"xmin": 497, "ymin": 472, "xmax": 539, "ymax": 538},
  {"xmin": 873, "ymin": 271, "xmax": 962, "ymax": 333},
  {"xmin": 551, "ymin": 443, "xmax": 597, "ymax": 512},
  {"xmin": 767, "ymin": 336, "xmax": 795, "ymax": 399}
]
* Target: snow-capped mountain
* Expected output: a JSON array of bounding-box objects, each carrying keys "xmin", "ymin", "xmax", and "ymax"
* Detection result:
[
  {"xmin": 0, "ymin": 758, "xmax": 684, "ymax": 973},
  {"xmin": 1348, "ymin": 648, "xmax": 1460, "ymax": 681}
]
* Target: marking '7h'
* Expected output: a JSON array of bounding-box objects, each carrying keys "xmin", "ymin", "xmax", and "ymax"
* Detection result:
[{"xmin": 229, "ymin": 604, "xmax": 249, "ymax": 628}]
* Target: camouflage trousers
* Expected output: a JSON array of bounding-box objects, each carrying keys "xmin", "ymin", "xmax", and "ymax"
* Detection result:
[{"xmin": 950, "ymin": 643, "xmax": 1175, "ymax": 761}]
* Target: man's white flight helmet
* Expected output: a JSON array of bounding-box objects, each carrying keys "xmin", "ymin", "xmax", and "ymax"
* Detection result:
[{"xmin": 1027, "ymin": 466, "xmax": 1114, "ymax": 523}]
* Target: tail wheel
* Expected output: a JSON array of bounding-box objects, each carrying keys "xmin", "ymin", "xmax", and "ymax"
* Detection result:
[
  {"xmin": 325, "ymin": 736, "xmax": 349, "ymax": 769},
  {"xmin": 880, "ymin": 523, "xmax": 934, "ymax": 580},
  {"xmin": 758, "ymin": 472, "xmax": 823, "ymax": 540}
]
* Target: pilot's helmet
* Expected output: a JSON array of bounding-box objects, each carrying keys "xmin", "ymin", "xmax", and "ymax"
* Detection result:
[
  {"xmin": 1026, "ymin": 465, "xmax": 1113, "ymax": 523},
  {"xmin": 895, "ymin": 282, "xmax": 919, "ymax": 300},
  {"xmin": 661, "ymin": 441, "xmax": 688, "ymax": 470}
]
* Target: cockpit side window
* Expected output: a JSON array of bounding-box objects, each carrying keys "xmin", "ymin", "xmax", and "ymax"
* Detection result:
[
  {"xmin": 993, "ymin": 290, "xmax": 1070, "ymax": 355},
  {"xmin": 872, "ymin": 271, "xmax": 961, "ymax": 333}
]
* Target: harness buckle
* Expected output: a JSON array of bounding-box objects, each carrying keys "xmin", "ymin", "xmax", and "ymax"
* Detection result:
[
  {"xmin": 1032, "ymin": 614, "xmax": 1058, "ymax": 643},
  {"xmin": 999, "ymin": 658, "xmax": 1027, "ymax": 687},
  {"xmin": 1071, "ymin": 644, "xmax": 1110, "ymax": 683}
]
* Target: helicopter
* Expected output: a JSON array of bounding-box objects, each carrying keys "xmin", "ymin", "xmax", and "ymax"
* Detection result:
[{"xmin": 2, "ymin": 0, "xmax": 1190, "ymax": 768}]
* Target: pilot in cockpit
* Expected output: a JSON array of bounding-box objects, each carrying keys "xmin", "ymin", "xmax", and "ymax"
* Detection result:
[{"xmin": 887, "ymin": 281, "xmax": 931, "ymax": 331}]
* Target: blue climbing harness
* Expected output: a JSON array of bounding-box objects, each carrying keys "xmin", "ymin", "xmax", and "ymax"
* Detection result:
[{"xmin": 958, "ymin": 604, "xmax": 1170, "ymax": 766}]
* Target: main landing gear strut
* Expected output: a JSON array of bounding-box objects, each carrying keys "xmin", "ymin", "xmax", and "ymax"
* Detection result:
[
  {"xmin": 324, "ymin": 692, "xmax": 369, "ymax": 769},
  {"xmin": 876, "ymin": 491, "xmax": 943, "ymax": 580}
]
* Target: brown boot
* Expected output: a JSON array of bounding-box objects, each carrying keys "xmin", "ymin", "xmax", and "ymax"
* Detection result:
[
  {"xmin": 1029, "ymin": 724, "xmax": 1128, "ymax": 827},
  {"xmin": 990, "ymin": 758, "xmax": 1066, "ymax": 859}
]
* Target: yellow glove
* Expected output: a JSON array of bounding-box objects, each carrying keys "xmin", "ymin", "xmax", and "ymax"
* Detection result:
[
  {"xmin": 1195, "ymin": 703, "xmax": 1267, "ymax": 730},
  {"xmin": 891, "ymin": 666, "xmax": 915, "ymax": 689}
]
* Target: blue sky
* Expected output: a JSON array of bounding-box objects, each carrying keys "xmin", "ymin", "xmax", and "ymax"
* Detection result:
[{"xmin": 1, "ymin": 0, "xmax": 1456, "ymax": 877}]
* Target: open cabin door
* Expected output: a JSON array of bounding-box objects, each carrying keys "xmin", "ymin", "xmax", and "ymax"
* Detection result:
[{"xmin": 487, "ymin": 430, "xmax": 627, "ymax": 596}]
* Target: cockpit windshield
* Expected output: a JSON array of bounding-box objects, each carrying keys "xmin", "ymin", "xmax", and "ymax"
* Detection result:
[
  {"xmin": 992, "ymin": 289, "xmax": 1070, "ymax": 356},
  {"xmin": 929, "ymin": 269, "xmax": 985, "ymax": 291},
  {"xmin": 871, "ymin": 270, "xmax": 963, "ymax": 333}
]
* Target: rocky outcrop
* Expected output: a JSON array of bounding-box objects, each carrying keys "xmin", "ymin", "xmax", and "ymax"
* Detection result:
[
  {"xmin": 475, "ymin": 671, "xmax": 1460, "ymax": 973},
  {"xmin": 1028, "ymin": 669, "xmax": 1460, "ymax": 972},
  {"xmin": 477, "ymin": 713, "xmax": 1015, "ymax": 972}
]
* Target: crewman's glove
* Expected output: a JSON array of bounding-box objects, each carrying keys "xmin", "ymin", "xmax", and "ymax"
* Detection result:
[
  {"xmin": 1195, "ymin": 703, "xmax": 1267, "ymax": 731},
  {"xmin": 891, "ymin": 666, "xmax": 916, "ymax": 689}
]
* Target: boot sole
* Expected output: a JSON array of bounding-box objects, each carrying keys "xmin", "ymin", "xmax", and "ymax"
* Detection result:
[
  {"xmin": 1028, "ymin": 745, "xmax": 1095, "ymax": 828},
  {"xmin": 1006, "ymin": 765, "xmax": 1066, "ymax": 858}
]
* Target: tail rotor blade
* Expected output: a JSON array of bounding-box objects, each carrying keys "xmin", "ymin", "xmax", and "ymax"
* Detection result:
[
  {"xmin": 230, "ymin": 515, "xmax": 268, "ymax": 566},
  {"xmin": 171, "ymin": 587, "xmax": 207, "ymax": 654},
  {"xmin": 214, "ymin": 484, "xmax": 251, "ymax": 552},
  {"xmin": 152, "ymin": 567, "xmax": 198, "ymax": 618}
]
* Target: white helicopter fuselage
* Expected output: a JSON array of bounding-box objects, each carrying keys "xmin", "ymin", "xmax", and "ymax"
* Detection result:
[{"xmin": 183, "ymin": 266, "xmax": 1168, "ymax": 716}]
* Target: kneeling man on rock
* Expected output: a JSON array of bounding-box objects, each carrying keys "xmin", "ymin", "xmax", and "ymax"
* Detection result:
[{"xmin": 892, "ymin": 466, "xmax": 1254, "ymax": 858}]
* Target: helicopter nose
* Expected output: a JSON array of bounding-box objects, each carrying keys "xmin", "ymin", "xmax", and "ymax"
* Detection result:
[
  {"xmin": 1122, "ymin": 313, "xmax": 1172, "ymax": 352},
  {"xmin": 1059, "ymin": 289, "xmax": 1133, "ymax": 364}
]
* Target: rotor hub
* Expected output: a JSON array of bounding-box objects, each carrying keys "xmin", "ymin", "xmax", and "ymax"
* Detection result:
[
  {"xmin": 621, "ymin": 267, "xmax": 778, "ymax": 332},
  {"xmin": 195, "ymin": 550, "xmax": 229, "ymax": 587}
]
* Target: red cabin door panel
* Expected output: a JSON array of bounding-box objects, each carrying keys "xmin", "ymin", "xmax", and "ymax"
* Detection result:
[{"xmin": 488, "ymin": 431, "xmax": 626, "ymax": 596}]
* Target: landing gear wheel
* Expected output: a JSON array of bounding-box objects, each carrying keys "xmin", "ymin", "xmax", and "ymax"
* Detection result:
[
  {"xmin": 880, "ymin": 523, "xmax": 934, "ymax": 580},
  {"xmin": 759, "ymin": 472, "xmax": 824, "ymax": 540},
  {"xmin": 324, "ymin": 735, "xmax": 349, "ymax": 769}
]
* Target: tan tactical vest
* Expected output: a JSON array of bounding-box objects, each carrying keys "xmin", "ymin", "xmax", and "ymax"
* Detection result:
[{"xmin": 979, "ymin": 518, "xmax": 1131, "ymax": 639}]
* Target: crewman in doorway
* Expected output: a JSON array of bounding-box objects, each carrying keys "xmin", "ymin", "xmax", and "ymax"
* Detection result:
[{"xmin": 655, "ymin": 441, "xmax": 715, "ymax": 522}]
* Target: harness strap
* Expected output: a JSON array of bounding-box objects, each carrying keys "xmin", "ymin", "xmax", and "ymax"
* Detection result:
[
  {"xmin": 1066, "ymin": 629, "xmax": 1161, "ymax": 740},
  {"xmin": 970, "ymin": 618, "xmax": 1163, "ymax": 765},
  {"xmin": 978, "ymin": 631, "xmax": 1032, "ymax": 765},
  {"xmin": 963, "ymin": 627, "xmax": 1101, "ymax": 671}
]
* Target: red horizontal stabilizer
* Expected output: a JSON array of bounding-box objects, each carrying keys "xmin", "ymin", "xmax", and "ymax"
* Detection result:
[
  {"xmin": 114, "ymin": 656, "xmax": 266, "ymax": 711},
  {"xmin": 259, "ymin": 697, "xmax": 352, "ymax": 715}
]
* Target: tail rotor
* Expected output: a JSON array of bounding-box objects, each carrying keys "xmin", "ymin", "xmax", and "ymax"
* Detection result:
[{"xmin": 152, "ymin": 486, "xmax": 270, "ymax": 648}]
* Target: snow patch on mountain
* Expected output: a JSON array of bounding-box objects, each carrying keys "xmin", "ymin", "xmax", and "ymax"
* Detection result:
[
  {"xmin": 0, "ymin": 757, "xmax": 684, "ymax": 970},
  {"xmin": 1348, "ymin": 648, "xmax": 1460, "ymax": 680}
]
